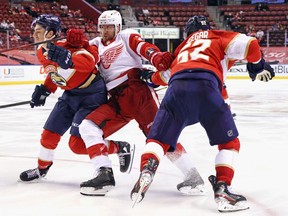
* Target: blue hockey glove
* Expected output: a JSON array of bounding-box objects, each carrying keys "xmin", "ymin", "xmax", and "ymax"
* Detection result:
[
  {"xmin": 247, "ymin": 58, "xmax": 265, "ymax": 81},
  {"xmin": 255, "ymin": 63, "xmax": 275, "ymax": 82},
  {"xmin": 30, "ymin": 84, "xmax": 51, "ymax": 108},
  {"xmin": 47, "ymin": 42, "xmax": 73, "ymax": 69},
  {"xmin": 140, "ymin": 69, "xmax": 159, "ymax": 88},
  {"xmin": 247, "ymin": 58, "xmax": 275, "ymax": 81}
]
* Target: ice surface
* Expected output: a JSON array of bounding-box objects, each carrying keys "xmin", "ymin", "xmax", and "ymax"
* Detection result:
[{"xmin": 0, "ymin": 80, "xmax": 287, "ymax": 216}]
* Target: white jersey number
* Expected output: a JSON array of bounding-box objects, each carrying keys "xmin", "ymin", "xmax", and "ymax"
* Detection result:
[{"xmin": 178, "ymin": 39, "xmax": 211, "ymax": 63}]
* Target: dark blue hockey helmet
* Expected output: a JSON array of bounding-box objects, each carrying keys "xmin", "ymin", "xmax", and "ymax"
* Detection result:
[
  {"xmin": 184, "ymin": 15, "xmax": 210, "ymax": 38},
  {"xmin": 31, "ymin": 14, "xmax": 61, "ymax": 36}
]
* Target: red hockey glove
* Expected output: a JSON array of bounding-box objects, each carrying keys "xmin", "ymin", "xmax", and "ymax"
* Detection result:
[
  {"xmin": 66, "ymin": 28, "xmax": 89, "ymax": 48},
  {"xmin": 150, "ymin": 51, "xmax": 173, "ymax": 71}
]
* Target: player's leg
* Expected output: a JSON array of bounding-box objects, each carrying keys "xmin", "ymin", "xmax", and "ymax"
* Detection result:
[
  {"xmin": 208, "ymin": 138, "xmax": 249, "ymax": 212},
  {"xmin": 134, "ymin": 83, "xmax": 205, "ymax": 195},
  {"xmin": 67, "ymin": 83, "xmax": 135, "ymax": 174},
  {"xmin": 78, "ymin": 102, "xmax": 134, "ymax": 196},
  {"xmin": 130, "ymin": 142, "xmax": 165, "ymax": 205},
  {"xmin": 19, "ymin": 99, "xmax": 73, "ymax": 182},
  {"xmin": 166, "ymin": 144, "xmax": 205, "ymax": 195},
  {"xmin": 201, "ymin": 81, "xmax": 248, "ymax": 212},
  {"xmin": 79, "ymin": 118, "xmax": 115, "ymax": 196},
  {"xmin": 68, "ymin": 136, "xmax": 135, "ymax": 173},
  {"xmin": 131, "ymin": 81, "xmax": 192, "ymax": 203},
  {"xmin": 131, "ymin": 109, "xmax": 183, "ymax": 204}
]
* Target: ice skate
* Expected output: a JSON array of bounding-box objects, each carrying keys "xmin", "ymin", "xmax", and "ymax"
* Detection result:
[
  {"xmin": 116, "ymin": 141, "xmax": 135, "ymax": 173},
  {"xmin": 19, "ymin": 163, "xmax": 52, "ymax": 182},
  {"xmin": 80, "ymin": 167, "xmax": 115, "ymax": 196},
  {"xmin": 177, "ymin": 168, "xmax": 206, "ymax": 195},
  {"xmin": 130, "ymin": 158, "xmax": 159, "ymax": 207},
  {"xmin": 208, "ymin": 175, "xmax": 249, "ymax": 212}
]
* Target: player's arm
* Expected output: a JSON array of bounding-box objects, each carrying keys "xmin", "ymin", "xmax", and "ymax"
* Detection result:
[
  {"xmin": 65, "ymin": 28, "xmax": 99, "ymax": 73},
  {"xmin": 46, "ymin": 42, "xmax": 97, "ymax": 74},
  {"xmin": 140, "ymin": 69, "xmax": 170, "ymax": 88},
  {"xmin": 225, "ymin": 34, "xmax": 275, "ymax": 82},
  {"xmin": 128, "ymin": 32, "xmax": 174, "ymax": 71},
  {"xmin": 29, "ymin": 49, "xmax": 54, "ymax": 108},
  {"xmin": 67, "ymin": 49, "xmax": 97, "ymax": 73},
  {"xmin": 246, "ymin": 39, "xmax": 275, "ymax": 82},
  {"xmin": 36, "ymin": 48, "xmax": 57, "ymax": 92},
  {"xmin": 151, "ymin": 70, "xmax": 170, "ymax": 86},
  {"xmin": 46, "ymin": 42, "xmax": 73, "ymax": 70},
  {"xmin": 29, "ymin": 48, "xmax": 61, "ymax": 108},
  {"xmin": 66, "ymin": 28, "xmax": 89, "ymax": 48}
]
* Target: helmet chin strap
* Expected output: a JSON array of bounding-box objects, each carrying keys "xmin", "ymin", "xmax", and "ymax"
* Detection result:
[
  {"xmin": 41, "ymin": 30, "xmax": 55, "ymax": 51},
  {"xmin": 183, "ymin": 32, "xmax": 188, "ymax": 40},
  {"xmin": 114, "ymin": 24, "xmax": 121, "ymax": 38}
]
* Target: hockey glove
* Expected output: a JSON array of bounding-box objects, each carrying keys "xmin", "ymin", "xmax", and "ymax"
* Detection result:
[
  {"xmin": 30, "ymin": 84, "xmax": 51, "ymax": 108},
  {"xmin": 47, "ymin": 42, "xmax": 73, "ymax": 69},
  {"xmin": 247, "ymin": 58, "xmax": 275, "ymax": 81},
  {"xmin": 255, "ymin": 63, "xmax": 275, "ymax": 82},
  {"xmin": 149, "ymin": 50, "xmax": 173, "ymax": 71},
  {"xmin": 66, "ymin": 28, "xmax": 89, "ymax": 48},
  {"xmin": 247, "ymin": 58, "xmax": 265, "ymax": 81},
  {"xmin": 140, "ymin": 69, "xmax": 159, "ymax": 88}
]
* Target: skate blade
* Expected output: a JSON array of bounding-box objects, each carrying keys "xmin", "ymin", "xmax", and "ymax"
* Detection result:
[
  {"xmin": 131, "ymin": 191, "xmax": 144, "ymax": 208},
  {"xmin": 131, "ymin": 181, "xmax": 146, "ymax": 208},
  {"xmin": 80, "ymin": 185, "xmax": 115, "ymax": 196},
  {"xmin": 178, "ymin": 184, "xmax": 206, "ymax": 196},
  {"xmin": 218, "ymin": 200, "xmax": 249, "ymax": 212},
  {"xmin": 17, "ymin": 177, "xmax": 46, "ymax": 183},
  {"xmin": 126, "ymin": 144, "xmax": 135, "ymax": 174},
  {"xmin": 131, "ymin": 177, "xmax": 152, "ymax": 208}
]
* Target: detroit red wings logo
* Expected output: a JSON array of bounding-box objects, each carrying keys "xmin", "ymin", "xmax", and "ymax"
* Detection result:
[{"xmin": 101, "ymin": 44, "xmax": 124, "ymax": 69}]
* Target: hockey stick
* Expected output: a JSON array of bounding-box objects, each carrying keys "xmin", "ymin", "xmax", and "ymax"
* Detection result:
[
  {"xmin": 0, "ymin": 100, "xmax": 30, "ymax": 109},
  {"xmin": 235, "ymin": 60, "xmax": 279, "ymax": 66},
  {"xmin": 0, "ymin": 53, "xmax": 34, "ymax": 65},
  {"xmin": 0, "ymin": 36, "xmax": 66, "ymax": 53},
  {"xmin": 155, "ymin": 86, "xmax": 167, "ymax": 92}
]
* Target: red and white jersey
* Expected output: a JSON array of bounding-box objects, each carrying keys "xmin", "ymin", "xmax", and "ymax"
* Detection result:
[
  {"xmin": 89, "ymin": 29, "xmax": 160, "ymax": 90},
  {"xmin": 170, "ymin": 30, "xmax": 262, "ymax": 83},
  {"xmin": 37, "ymin": 40, "xmax": 98, "ymax": 93}
]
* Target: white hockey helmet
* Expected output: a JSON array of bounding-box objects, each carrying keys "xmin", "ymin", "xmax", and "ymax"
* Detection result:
[{"xmin": 98, "ymin": 10, "xmax": 122, "ymax": 35}]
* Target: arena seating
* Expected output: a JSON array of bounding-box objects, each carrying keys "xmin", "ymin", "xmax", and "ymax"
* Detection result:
[
  {"xmin": 220, "ymin": 4, "xmax": 288, "ymax": 30},
  {"xmin": 0, "ymin": 1, "xmax": 93, "ymax": 50},
  {"xmin": 134, "ymin": 5, "xmax": 215, "ymax": 28},
  {"xmin": 219, "ymin": 4, "xmax": 288, "ymax": 46},
  {"xmin": 1, "ymin": 1, "xmax": 287, "ymax": 53}
]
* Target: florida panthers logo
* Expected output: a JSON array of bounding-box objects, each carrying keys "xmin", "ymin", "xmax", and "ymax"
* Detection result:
[
  {"xmin": 101, "ymin": 44, "xmax": 124, "ymax": 69},
  {"xmin": 49, "ymin": 72, "xmax": 67, "ymax": 86}
]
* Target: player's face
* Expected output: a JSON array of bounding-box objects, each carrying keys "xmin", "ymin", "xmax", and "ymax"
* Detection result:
[
  {"xmin": 99, "ymin": 24, "xmax": 115, "ymax": 42},
  {"xmin": 32, "ymin": 24, "xmax": 54, "ymax": 43},
  {"xmin": 32, "ymin": 24, "xmax": 46, "ymax": 43}
]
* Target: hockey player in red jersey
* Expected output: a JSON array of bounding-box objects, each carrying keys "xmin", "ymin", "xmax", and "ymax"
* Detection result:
[
  {"xmin": 67, "ymin": 10, "xmax": 205, "ymax": 196},
  {"xmin": 19, "ymin": 14, "xmax": 134, "ymax": 182},
  {"xmin": 131, "ymin": 15, "xmax": 275, "ymax": 212}
]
